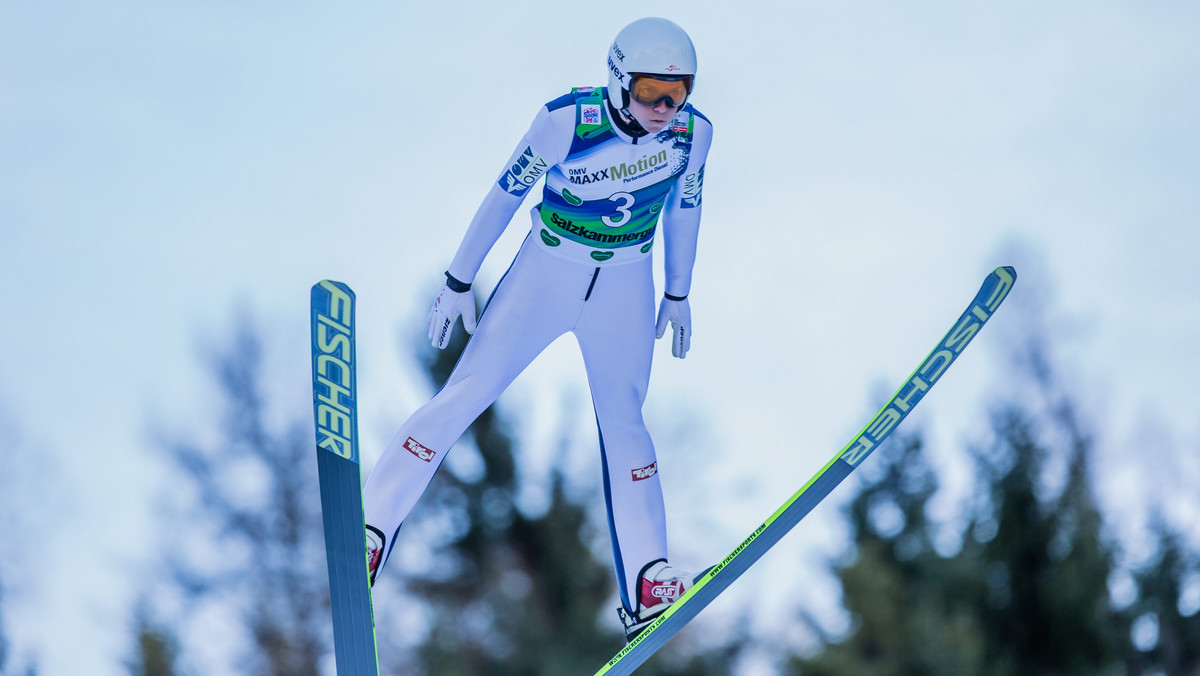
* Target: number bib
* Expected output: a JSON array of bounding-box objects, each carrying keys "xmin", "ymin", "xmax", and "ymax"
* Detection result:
[{"xmin": 534, "ymin": 87, "xmax": 695, "ymax": 265}]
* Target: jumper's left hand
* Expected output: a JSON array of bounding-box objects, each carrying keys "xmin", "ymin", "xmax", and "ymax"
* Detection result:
[
  {"xmin": 655, "ymin": 296, "xmax": 691, "ymax": 359},
  {"xmin": 427, "ymin": 283, "xmax": 477, "ymax": 349}
]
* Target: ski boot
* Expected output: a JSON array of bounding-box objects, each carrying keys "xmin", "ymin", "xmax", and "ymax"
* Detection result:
[
  {"xmin": 365, "ymin": 525, "xmax": 385, "ymax": 587},
  {"xmin": 617, "ymin": 560, "xmax": 695, "ymax": 642}
]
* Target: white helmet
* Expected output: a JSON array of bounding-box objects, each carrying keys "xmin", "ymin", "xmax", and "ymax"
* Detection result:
[{"xmin": 606, "ymin": 18, "xmax": 697, "ymax": 112}]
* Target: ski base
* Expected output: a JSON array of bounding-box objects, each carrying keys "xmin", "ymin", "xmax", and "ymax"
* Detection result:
[{"xmin": 311, "ymin": 280, "xmax": 380, "ymax": 676}]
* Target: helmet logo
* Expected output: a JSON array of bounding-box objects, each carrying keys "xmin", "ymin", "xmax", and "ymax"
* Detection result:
[
  {"xmin": 665, "ymin": 65, "xmax": 680, "ymax": 72},
  {"xmin": 608, "ymin": 55, "xmax": 625, "ymax": 82},
  {"xmin": 613, "ymin": 43, "xmax": 626, "ymax": 62}
]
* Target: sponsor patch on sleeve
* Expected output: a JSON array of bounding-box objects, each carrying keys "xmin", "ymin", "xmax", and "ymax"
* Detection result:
[
  {"xmin": 680, "ymin": 163, "xmax": 704, "ymax": 209},
  {"xmin": 497, "ymin": 145, "xmax": 548, "ymax": 195}
]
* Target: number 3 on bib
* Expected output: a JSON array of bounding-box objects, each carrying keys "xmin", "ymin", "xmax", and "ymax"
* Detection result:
[{"xmin": 603, "ymin": 192, "xmax": 635, "ymax": 227}]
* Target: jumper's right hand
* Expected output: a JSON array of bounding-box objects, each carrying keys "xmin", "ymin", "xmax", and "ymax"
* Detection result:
[{"xmin": 426, "ymin": 284, "xmax": 477, "ymax": 349}]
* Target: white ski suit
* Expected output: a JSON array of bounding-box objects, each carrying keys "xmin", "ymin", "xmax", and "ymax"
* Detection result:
[{"xmin": 363, "ymin": 86, "xmax": 712, "ymax": 613}]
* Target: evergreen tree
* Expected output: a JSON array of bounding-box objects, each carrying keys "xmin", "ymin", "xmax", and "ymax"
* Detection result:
[
  {"xmin": 795, "ymin": 333, "xmax": 1134, "ymax": 675},
  {"xmin": 791, "ymin": 433, "xmax": 988, "ymax": 676},
  {"xmin": 0, "ymin": 406, "xmax": 40, "ymax": 676},
  {"xmin": 161, "ymin": 321, "xmax": 328, "ymax": 675},
  {"xmin": 0, "ymin": 582, "xmax": 39, "ymax": 676},
  {"xmin": 126, "ymin": 600, "xmax": 181, "ymax": 676},
  {"xmin": 965, "ymin": 402, "xmax": 1126, "ymax": 676},
  {"xmin": 962, "ymin": 333, "xmax": 1129, "ymax": 675},
  {"xmin": 0, "ymin": 582, "xmax": 8, "ymax": 676},
  {"xmin": 1130, "ymin": 518, "xmax": 1200, "ymax": 675},
  {"xmin": 1043, "ymin": 406, "xmax": 1129, "ymax": 673}
]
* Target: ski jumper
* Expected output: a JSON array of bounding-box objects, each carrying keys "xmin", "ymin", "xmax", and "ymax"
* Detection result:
[{"xmin": 363, "ymin": 86, "xmax": 712, "ymax": 614}]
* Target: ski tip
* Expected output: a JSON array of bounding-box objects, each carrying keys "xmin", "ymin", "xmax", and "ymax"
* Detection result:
[
  {"xmin": 313, "ymin": 280, "xmax": 356, "ymax": 299},
  {"xmin": 993, "ymin": 265, "xmax": 1017, "ymax": 280}
]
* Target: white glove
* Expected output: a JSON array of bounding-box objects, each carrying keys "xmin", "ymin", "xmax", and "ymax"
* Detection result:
[
  {"xmin": 655, "ymin": 295, "xmax": 691, "ymax": 359},
  {"xmin": 426, "ymin": 283, "xmax": 477, "ymax": 349}
]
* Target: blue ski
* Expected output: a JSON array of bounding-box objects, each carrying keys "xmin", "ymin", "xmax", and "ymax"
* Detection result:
[
  {"xmin": 310, "ymin": 280, "xmax": 380, "ymax": 675},
  {"xmin": 595, "ymin": 266, "xmax": 1017, "ymax": 675}
]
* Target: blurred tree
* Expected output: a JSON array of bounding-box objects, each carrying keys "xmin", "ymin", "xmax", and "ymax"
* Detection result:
[
  {"xmin": 396, "ymin": 296, "xmax": 742, "ymax": 675},
  {"xmin": 965, "ymin": 334, "xmax": 1130, "ymax": 675},
  {"xmin": 965, "ymin": 402, "xmax": 1127, "ymax": 676},
  {"xmin": 1129, "ymin": 518, "xmax": 1200, "ymax": 675},
  {"xmin": 790, "ymin": 433, "xmax": 988, "ymax": 676},
  {"xmin": 794, "ymin": 333, "xmax": 1136, "ymax": 675},
  {"xmin": 0, "ymin": 582, "xmax": 8, "ymax": 676},
  {"xmin": 0, "ymin": 584, "xmax": 39, "ymax": 676},
  {"xmin": 160, "ymin": 321, "xmax": 328, "ymax": 675},
  {"xmin": 126, "ymin": 598, "xmax": 181, "ymax": 676},
  {"xmin": 0, "ymin": 403, "xmax": 40, "ymax": 676}
]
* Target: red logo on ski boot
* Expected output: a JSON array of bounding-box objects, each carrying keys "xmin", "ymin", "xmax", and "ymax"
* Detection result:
[
  {"xmin": 648, "ymin": 581, "xmax": 686, "ymax": 602},
  {"xmin": 404, "ymin": 437, "xmax": 436, "ymax": 462},
  {"xmin": 367, "ymin": 547, "xmax": 382, "ymax": 584}
]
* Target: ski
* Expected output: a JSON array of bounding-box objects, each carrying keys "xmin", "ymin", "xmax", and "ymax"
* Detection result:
[
  {"xmin": 594, "ymin": 266, "xmax": 1017, "ymax": 675},
  {"xmin": 310, "ymin": 280, "xmax": 380, "ymax": 676}
]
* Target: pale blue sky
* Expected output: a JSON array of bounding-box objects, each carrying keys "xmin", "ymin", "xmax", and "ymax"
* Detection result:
[{"xmin": 2, "ymin": 1, "xmax": 1198, "ymax": 673}]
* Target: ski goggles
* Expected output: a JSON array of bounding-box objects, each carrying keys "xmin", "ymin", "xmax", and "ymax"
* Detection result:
[{"xmin": 629, "ymin": 74, "xmax": 692, "ymax": 109}]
